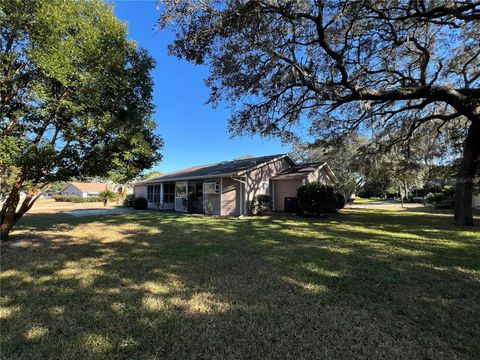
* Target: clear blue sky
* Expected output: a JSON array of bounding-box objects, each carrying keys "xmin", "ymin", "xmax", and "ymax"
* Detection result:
[{"xmin": 113, "ymin": 1, "xmax": 290, "ymax": 173}]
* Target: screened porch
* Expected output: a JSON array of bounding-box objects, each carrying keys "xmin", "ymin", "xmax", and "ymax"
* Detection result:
[{"xmin": 146, "ymin": 179, "xmax": 221, "ymax": 214}]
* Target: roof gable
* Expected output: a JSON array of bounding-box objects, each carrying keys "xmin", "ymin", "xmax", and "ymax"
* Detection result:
[{"xmin": 67, "ymin": 182, "xmax": 109, "ymax": 192}]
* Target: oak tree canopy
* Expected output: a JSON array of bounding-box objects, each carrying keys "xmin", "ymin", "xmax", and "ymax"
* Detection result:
[
  {"xmin": 0, "ymin": 0, "xmax": 163, "ymax": 241},
  {"xmin": 159, "ymin": 0, "xmax": 480, "ymax": 225}
]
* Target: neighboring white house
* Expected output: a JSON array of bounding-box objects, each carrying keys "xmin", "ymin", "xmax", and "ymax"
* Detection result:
[{"xmin": 59, "ymin": 182, "xmax": 109, "ymax": 198}]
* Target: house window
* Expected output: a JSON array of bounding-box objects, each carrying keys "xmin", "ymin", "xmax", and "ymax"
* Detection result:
[
  {"xmin": 176, "ymin": 182, "xmax": 187, "ymax": 197},
  {"xmin": 259, "ymin": 180, "xmax": 269, "ymax": 193},
  {"xmin": 147, "ymin": 185, "xmax": 161, "ymax": 203},
  {"xmin": 163, "ymin": 183, "xmax": 175, "ymax": 203},
  {"xmin": 203, "ymin": 181, "xmax": 220, "ymax": 194}
]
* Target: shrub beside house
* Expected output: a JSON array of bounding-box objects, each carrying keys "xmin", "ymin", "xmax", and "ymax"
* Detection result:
[{"xmin": 297, "ymin": 184, "xmax": 345, "ymax": 215}]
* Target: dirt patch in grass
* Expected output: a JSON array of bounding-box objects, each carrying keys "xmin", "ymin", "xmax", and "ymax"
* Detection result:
[{"xmin": 1, "ymin": 209, "xmax": 479, "ymax": 359}]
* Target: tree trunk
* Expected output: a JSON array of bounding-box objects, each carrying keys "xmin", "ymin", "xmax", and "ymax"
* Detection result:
[
  {"xmin": 454, "ymin": 120, "xmax": 480, "ymax": 226},
  {"xmin": 1, "ymin": 213, "xmax": 15, "ymax": 242},
  {"xmin": 398, "ymin": 185, "xmax": 403, "ymax": 207},
  {"xmin": 1, "ymin": 180, "xmax": 43, "ymax": 242},
  {"xmin": 0, "ymin": 180, "xmax": 22, "ymax": 242}
]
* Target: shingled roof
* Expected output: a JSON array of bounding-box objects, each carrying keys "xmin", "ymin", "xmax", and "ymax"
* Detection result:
[{"xmin": 138, "ymin": 154, "xmax": 293, "ymax": 183}]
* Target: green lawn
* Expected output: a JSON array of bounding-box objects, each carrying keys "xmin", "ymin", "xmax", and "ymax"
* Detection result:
[{"xmin": 1, "ymin": 209, "xmax": 479, "ymax": 359}]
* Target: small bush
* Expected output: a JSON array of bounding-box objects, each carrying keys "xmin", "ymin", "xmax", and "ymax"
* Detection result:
[
  {"xmin": 52, "ymin": 195, "xmax": 76, "ymax": 202},
  {"xmin": 52, "ymin": 195, "xmax": 101, "ymax": 203},
  {"xmin": 71, "ymin": 197, "xmax": 101, "ymax": 203},
  {"xmin": 297, "ymin": 183, "xmax": 345, "ymax": 215},
  {"xmin": 335, "ymin": 192, "xmax": 346, "ymax": 209},
  {"xmin": 123, "ymin": 194, "xmax": 136, "ymax": 207},
  {"xmin": 98, "ymin": 189, "xmax": 116, "ymax": 206},
  {"xmin": 133, "ymin": 196, "xmax": 148, "ymax": 210},
  {"xmin": 250, "ymin": 194, "xmax": 272, "ymax": 215},
  {"xmin": 434, "ymin": 199, "xmax": 455, "ymax": 209},
  {"xmin": 75, "ymin": 197, "xmax": 101, "ymax": 203},
  {"xmin": 425, "ymin": 185, "xmax": 455, "ymax": 209}
]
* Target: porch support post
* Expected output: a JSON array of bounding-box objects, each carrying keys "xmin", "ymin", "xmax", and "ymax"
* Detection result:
[
  {"xmin": 160, "ymin": 183, "xmax": 164, "ymax": 208},
  {"xmin": 185, "ymin": 181, "xmax": 188, "ymax": 212},
  {"xmin": 220, "ymin": 178, "xmax": 223, "ymax": 216},
  {"xmin": 174, "ymin": 182, "xmax": 179, "ymax": 212},
  {"xmin": 202, "ymin": 181, "xmax": 206, "ymax": 214}
]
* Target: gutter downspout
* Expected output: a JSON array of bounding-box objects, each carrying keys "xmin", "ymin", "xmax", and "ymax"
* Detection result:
[
  {"xmin": 231, "ymin": 175, "xmax": 247, "ymax": 216},
  {"xmin": 272, "ymin": 179, "xmax": 275, "ymax": 211}
]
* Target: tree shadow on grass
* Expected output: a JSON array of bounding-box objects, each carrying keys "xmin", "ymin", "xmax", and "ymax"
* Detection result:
[{"xmin": 1, "ymin": 211, "xmax": 479, "ymax": 359}]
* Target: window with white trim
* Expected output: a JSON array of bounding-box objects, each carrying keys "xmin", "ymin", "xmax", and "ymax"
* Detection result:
[
  {"xmin": 259, "ymin": 180, "xmax": 269, "ymax": 193},
  {"xmin": 203, "ymin": 181, "xmax": 220, "ymax": 194}
]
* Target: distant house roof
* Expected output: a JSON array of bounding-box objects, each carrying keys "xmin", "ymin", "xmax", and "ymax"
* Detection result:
[
  {"xmin": 67, "ymin": 182, "xmax": 109, "ymax": 192},
  {"xmin": 272, "ymin": 163, "xmax": 326, "ymax": 180},
  {"xmin": 138, "ymin": 154, "xmax": 295, "ymax": 184}
]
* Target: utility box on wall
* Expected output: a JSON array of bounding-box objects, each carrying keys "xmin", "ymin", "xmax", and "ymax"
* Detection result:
[{"xmin": 284, "ymin": 197, "xmax": 299, "ymax": 213}]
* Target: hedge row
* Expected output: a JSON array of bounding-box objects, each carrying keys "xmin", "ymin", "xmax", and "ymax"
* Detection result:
[
  {"xmin": 297, "ymin": 184, "xmax": 345, "ymax": 214},
  {"xmin": 52, "ymin": 195, "xmax": 101, "ymax": 203},
  {"xmin": 123, "ymin": 194, "xmax": 148, "ymax": 209},
  {"xmin": 425, "ymin": 185, "xmax": 455, "ymax": 209}
]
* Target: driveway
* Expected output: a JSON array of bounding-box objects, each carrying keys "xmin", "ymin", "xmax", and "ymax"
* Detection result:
[
  {"xmin": 346, "ymin": 200, "xmax": 426, "ymax": 209},
  {"xmin": 66, "ymin": 208, "xmax": 134, "ymax": 216}
]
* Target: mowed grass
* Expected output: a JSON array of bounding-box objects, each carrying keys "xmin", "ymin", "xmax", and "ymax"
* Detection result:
[{"xmin": 1, "ymin": 209, "xmax": 479, "ymax": 359}]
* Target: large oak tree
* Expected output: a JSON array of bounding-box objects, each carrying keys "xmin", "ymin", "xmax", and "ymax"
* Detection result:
[
  {"xmin": 0, "ymin": 0, "xmax": 163, "ymax": 241},
  {"xmin": 159, "ymin": 0, "xmax": 480, "ymax": 225}
]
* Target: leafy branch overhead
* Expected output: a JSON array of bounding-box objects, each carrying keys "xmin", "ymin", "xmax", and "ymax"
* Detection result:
[
  {"xmin": 161, "ymin": 0, "xmax": 478, "ymax": 138},
  {"xmin": 159, "ymin": 0, "xmax": 479, "ymax": 225},
  {"xmin": 2, "ymin": 1, "xmax": 163, "ymax": 184}
]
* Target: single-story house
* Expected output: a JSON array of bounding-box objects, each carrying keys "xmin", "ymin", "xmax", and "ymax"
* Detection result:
[
  {"xmin": 59, "ymin": 182, "xmax": 109, "ymax": 198},
  {"xmin": 134, "ymin": 154, "xmax": 337, "ymax": 216}
]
